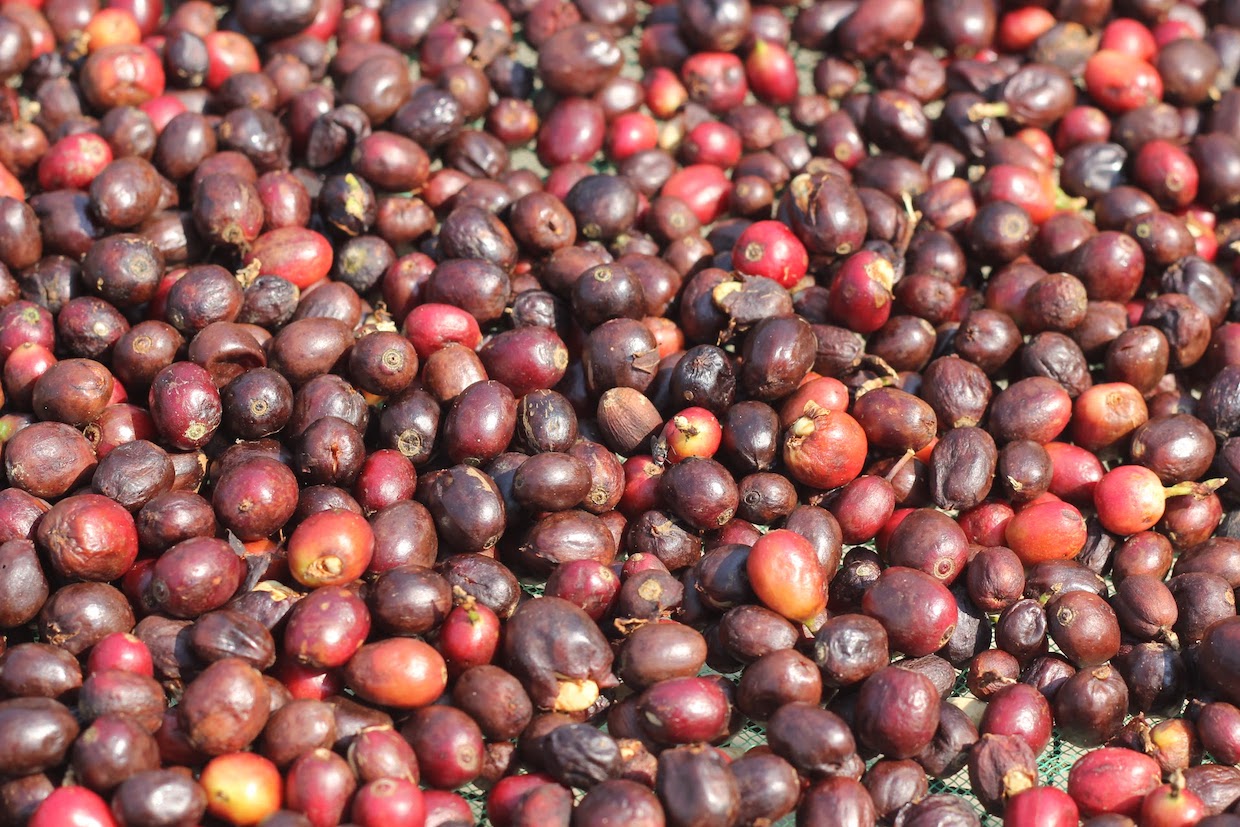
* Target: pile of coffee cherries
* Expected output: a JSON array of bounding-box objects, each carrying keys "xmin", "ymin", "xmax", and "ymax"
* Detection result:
[{"xmin": 4, "ymin": 0, "xmax": 1240, "ymax": 823}]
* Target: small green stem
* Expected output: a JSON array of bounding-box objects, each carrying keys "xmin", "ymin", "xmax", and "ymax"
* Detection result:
[
  {"xmin": 968, "ymin": 102, "xmax": 1010, "ymax": 121},
  {"xmin": 803, "ymin": 607, "xmax": 829, "ymax": 635},
  {"xmin": 1164, "ymin": 481, "xmax": 1202, "ymax": 499}
]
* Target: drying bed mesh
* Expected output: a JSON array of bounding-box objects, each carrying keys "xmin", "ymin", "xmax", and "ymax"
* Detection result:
[
  {"xmin": 723, "ymin": 671, "xmax": 1097, "ymax": 826},
  {"xmin": 450, "ymin": 659, "xmax": 1096, "ymax": 825},
  {"xmin": 479, "ymin": 577, "xmax": 1208, "ymax": 826},
  {"xmin": 438, "ymin": 18, "xmax": 1212, "ymax": 826},
  {"xmin": 450, "ymin": 655, "xmax": 1146, "ymax": 826},
  {"xmin": 450, "ymin": 576, "xmax": 1102, "ymax": 825}
]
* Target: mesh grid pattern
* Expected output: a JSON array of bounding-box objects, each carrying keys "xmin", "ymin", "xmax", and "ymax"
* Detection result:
[
  {"xmin": 697, "ymin": 667, "xmax": 1093, "ymax": 826},
  {"xmin": 457, "ymin": 577, "xmax": 1099, "ymax": 826},
  {"xmin": 450, "ymin": 661, "xmax": 1096, "ymax": 826},
  {"xmin": 447, "ymin": 20, "xmax": 1199, "ymax": 826},
  {"xmin": 490, "ymin": 577, "xmax": 1173, "ymax": 827}
]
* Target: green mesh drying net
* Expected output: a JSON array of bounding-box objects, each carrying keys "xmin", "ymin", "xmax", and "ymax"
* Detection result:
[
  {"xmin": 448, "ymin": 578, "xmax": 1101, "ymax": 826},
  {"xmin": 442, "ymin": 22, "xmax": 1206, "ymax": 827}
]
